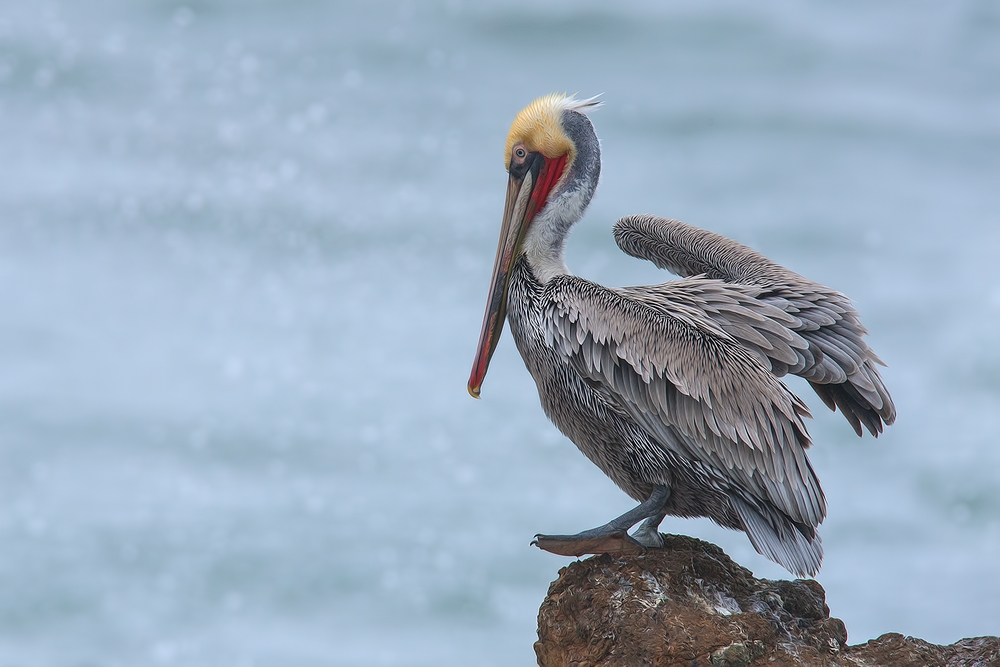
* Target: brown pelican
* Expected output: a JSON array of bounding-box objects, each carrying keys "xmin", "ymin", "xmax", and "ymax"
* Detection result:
[{"xmin": 468, "ymin": 94, "xmax": 895, "ymax": 577}]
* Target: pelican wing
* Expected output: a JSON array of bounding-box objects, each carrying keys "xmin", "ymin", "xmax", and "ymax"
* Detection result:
[
  {"xmin": 543, "ymin": 275, "xmax": 826, "ymax": 527},
  {"xmin": 614, "ymin": 214, "xmax": 896, "ymax": 436}
]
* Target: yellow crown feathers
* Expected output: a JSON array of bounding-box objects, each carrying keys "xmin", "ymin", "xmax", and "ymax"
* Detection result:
[{"xmin": 504, "ymin": 93, "xmax": 601, "ymax": 169}]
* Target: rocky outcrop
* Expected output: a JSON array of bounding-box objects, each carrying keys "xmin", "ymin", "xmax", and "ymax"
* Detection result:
[{"xmin": 535, "ymin": 534, "xmax": 999, "ymax": 667}]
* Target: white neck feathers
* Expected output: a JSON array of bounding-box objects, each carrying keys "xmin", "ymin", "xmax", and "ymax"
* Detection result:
[{"xmin": 522, "ymin": 184, "xmax": 592, "ymax": 283}]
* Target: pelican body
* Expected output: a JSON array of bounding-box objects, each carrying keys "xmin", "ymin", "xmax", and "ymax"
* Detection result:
[{"xmin": 468, "ymin": 94, "xmax": 895, "ymax": 577}]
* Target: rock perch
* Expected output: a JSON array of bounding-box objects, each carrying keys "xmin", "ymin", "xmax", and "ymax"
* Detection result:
[{"xmin": 535, "ymin": 534, "xmax": 999, "ymax": 667}]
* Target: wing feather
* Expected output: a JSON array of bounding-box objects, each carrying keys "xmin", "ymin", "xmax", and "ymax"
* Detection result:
[{"xmin": 614, "ymin": 214, "xmax": 896, "ymax": 435}]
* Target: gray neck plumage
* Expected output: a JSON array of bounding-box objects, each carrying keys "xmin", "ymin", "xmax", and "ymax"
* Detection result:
[{"xmin": 522, "ymin": 109, "xmax": 601, "ymax": 283}]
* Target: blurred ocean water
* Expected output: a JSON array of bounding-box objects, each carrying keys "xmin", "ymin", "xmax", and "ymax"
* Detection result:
[{"xmin": 1, "ymin": 1, "xmax": 998, "ymax": 664}]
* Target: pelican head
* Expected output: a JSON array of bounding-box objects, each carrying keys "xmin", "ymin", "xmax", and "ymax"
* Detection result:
[{"xmin": 468, "ymin": 93, "xmax": 602, "ymax": 398}]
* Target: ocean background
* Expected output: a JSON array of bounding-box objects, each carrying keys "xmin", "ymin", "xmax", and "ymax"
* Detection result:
[{"xmin": 1, "ymin": 1, "xmax": 998, "ymax": 664}]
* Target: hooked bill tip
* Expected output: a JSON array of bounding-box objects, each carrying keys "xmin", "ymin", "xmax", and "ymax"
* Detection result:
[{"xmin": 467, "ymin": 383, "xmax": 482, "ymax": 399}]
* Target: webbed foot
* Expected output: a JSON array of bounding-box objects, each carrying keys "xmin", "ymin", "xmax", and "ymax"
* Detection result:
[
  {"xmin": 531, "ymin": 485, "xmax": 671, "ymax": 557},
  {"xmin": 630, "ymin": 511, "xmax": 667, "ymax": 548},
  {"xmin": 531, "ymin": 531, "xmax": 645, "ymax": 557},
  {"xmin": 629, "ymin": 524, "xmax": 664, "ymax": 548}
]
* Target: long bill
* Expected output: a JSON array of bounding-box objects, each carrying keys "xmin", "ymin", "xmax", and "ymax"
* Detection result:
[{"xmin": 467, "ymin": 166, "xmax": 538, "ymax": 398}]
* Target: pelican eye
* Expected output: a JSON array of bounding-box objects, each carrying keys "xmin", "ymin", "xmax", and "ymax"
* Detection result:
[{"xmin": 514, "ymin": 147, "xmax": 527, "ymax": 160}]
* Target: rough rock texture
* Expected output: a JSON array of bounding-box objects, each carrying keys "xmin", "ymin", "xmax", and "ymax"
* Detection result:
[{"xmin": 535, "ymin": 534, "xmax": 1000, "ymax": 667}]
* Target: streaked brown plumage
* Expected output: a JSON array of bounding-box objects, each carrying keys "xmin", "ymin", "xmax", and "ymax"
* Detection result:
[
  {"xmin": 615, "ymin": 215, "xmax": 895, "ymax": 438},
  {"xmin": 468, "ymin": 94, "xmax": 895, "ymax": 577}
]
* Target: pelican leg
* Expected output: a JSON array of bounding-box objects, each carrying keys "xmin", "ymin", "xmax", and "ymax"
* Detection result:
[{"xmin": 532, "ymin": 485, "xmax": 671, "ymax": 557}]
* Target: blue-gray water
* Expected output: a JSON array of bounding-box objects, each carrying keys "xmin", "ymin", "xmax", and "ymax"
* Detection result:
[{"xmin": 1, "ymin": 1, "xmax": 999, "ymax": 664}]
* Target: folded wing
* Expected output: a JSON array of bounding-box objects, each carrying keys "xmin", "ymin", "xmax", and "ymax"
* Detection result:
[{"xmin": 543, "ymin": 275, "xmax": 827, "ymax": 530}]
